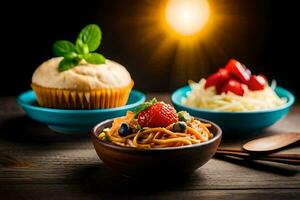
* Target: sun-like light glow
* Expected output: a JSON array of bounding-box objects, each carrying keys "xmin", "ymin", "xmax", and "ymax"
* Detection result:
[{"xmin": 165, "ymin": 0, "xmax": 210, "ymax": 36}]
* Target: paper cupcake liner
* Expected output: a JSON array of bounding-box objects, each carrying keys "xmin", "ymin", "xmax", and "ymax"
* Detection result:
[{"xmin": 31, "ymin": 81, "xmax": 134, "ymax": 109}]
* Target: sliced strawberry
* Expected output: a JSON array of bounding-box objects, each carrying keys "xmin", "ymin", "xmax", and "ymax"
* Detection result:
[
  {"xmin": 205, "ymin": 72, "xmax": 221, "ymax": 88},
  {"xmin": 137, "ymin": 101, "xmax": 178, "ymax": 128},
  {"xmin": 220, "ymin": 79, "xmax": 244, "ymax": 96},
  {"xmin": 225, "ymin": 59, "xmax": 251, "ymax": 83},
  {"xmin": 218, "ymin": 68, "xmax": 231, "ymax": 80},
  {"xmin": 242, "ymin": 64, "xmax": 251, "ymax": 77},
  {"xmin": 247, "ymin": 75, "xmax": 266, "ymax": 91},
  {"xmin": 205, "ymin": 68, "xmax": 230, "ymax": 92}
]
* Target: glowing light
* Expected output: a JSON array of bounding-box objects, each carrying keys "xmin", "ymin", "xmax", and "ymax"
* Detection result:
[{"xmin": 165, "ymin": 0, "xmax": 210, "ymax": 36}]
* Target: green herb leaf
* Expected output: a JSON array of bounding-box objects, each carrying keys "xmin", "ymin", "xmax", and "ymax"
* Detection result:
[
  {"xmin": 76, "ymin": 24, "xmax": 101, "ymax": 52},
  {"xmin": 53, "ymin": 24, "xmax": 106, "ymax": 72},
  {"xmin": 178, "ymin": 111, "xmax": 193, "ymax": 122},
  {"xmin": 133, "ymin": 98, "xmax": 157, "ymax": 118},
  {"xmin": 53, "ymin": 40, "xmax": 77, "ymax": 56},
  {"xmin": 76, "ymin": 40, "xmax": 89, "ymax": 55},
  {"xmin": 83, "ymin": 53, "xmax": 106, "ymax": 64},
  {"xmin": 136, "ymin": 125, "xmax": 142, "ymax": 131},
  {"xmin": 58, "ymin": 58, "xmax": 81, "ymax": 72},
  {"xmin": 64, "ymin": 52, "xmax": 79, "ymax": 60},
  {"xmin": 149, "ymin": 98, "xmax": 158, "ymax": 104},
  {"xmin": 102, "ymin": 136, "xmax": 110, "ymax": 142}
]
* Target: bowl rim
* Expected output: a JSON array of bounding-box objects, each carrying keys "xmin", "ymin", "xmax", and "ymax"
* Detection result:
[
  {"xmin": 17, "ymin": 89, "xmax": 146, "ymax": 113},
  {"xmin": 171, "ymin": 85, "xmax": 295, "ymax": 114},
  {"xmin": 91, "ymin": 117, "xmax": 222, "ymax": 152}
]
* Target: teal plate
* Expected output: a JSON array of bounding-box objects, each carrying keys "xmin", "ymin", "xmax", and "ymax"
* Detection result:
[
  {"xmin": 171, "ymin": 86, "xmax": 295, "ymax": 132},
  {"xmin": 17, "ymin": 90, "xmax": 145, "ymax": 133}
]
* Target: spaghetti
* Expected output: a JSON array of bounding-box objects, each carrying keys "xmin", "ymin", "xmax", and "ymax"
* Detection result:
[{"xmin": 98, "ymin": 111, "xmax": 213, "ymax": 148}]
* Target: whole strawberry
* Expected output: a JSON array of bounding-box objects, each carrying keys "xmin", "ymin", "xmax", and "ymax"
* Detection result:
[{"xmin": 135, "ymin": 98, "xmax": 178, "ymax": 128}]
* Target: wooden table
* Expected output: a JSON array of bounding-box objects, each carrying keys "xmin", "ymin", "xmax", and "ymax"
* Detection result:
[{"xmin": 0, "ymin": 95, "xmax": 299, "ymax": 200}]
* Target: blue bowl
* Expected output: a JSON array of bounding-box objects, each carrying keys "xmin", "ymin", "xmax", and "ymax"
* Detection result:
[
  {"xmin": 17, "ymin": 90, "xmax": 145, "ymax": 133},
  {"xmin": 171, "ymin": 86, "xmax": 295, "ymax": 132}
]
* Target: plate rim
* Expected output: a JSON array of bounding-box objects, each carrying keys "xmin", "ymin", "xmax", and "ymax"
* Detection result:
[{"xmin": 17, "ymin": 89, "xmax": 146, "ymax": 114}]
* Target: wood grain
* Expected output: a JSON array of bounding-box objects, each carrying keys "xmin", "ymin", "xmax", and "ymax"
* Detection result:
[{"xmin": 0, "ymin": 96, "xmax": 299, "ymax": 200}]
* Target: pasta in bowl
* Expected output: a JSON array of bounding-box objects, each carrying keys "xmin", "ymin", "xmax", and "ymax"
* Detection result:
[
  {"xmin": 91, "ymin": 99, "xmax": 222, "ymax": 176},
  {"xmin": 98, "ymin": 111, "xmax": 213, "ymax": 148}
]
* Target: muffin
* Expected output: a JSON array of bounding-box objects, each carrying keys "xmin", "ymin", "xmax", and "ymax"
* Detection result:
[{"xmin": 32, "ymin": 57, "xmax": 133, "ymax": 109}]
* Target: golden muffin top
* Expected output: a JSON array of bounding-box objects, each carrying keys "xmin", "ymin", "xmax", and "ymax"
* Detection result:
[{"xmin": 32, "ymin": 57, "xmax": 132, "ymax": 90}]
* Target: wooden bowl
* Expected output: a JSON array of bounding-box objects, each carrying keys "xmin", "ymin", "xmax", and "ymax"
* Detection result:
[{"xmin": 91, "ymin": 118, "xmax": 222, "ymax": 177}]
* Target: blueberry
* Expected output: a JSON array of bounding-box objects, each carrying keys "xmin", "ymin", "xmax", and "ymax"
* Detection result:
[
  {"xmin": 173, "ymin": 121, "xmax": 187, "ymax": 133},
  {"xmin": 118, "ymin": 123, "xmax": 133, "ymax": 137}
]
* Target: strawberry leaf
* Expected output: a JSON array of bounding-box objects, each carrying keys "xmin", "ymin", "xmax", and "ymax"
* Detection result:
[{"xmin": 133, "ymin": 98, "xmax": 157, "ymax": 118}]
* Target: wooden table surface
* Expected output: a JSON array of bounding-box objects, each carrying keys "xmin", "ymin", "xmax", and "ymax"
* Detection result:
[{"xmin": 0, "ymin": 94, "xmax": 299, "ymax": 200}]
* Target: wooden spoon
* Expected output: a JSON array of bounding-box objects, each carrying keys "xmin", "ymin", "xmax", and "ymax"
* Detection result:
[{"xmin": 243, "ymin": 132, "xmax": 300, "ymax": 152}]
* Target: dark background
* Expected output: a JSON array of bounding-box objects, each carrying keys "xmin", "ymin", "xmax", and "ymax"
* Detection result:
[{"xmin": 1, "ymin": 0, "xmax": 299, "ymax": 97}]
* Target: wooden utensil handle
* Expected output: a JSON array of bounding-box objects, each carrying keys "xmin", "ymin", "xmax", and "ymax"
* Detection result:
[
  {"xmin": 217, "ymin": 148, "xmax": 300, "ymax": 160},
  {"xmin": 215, "ymin": 151, "xmax": 300, "ymax": 165},
  {"xmin": 215, "ymin": 148, "xmax": 300, "ymax": 165}
]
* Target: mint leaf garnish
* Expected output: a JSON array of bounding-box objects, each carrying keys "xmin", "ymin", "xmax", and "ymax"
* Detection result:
[
  {"xmin": 76, "ymin": 24, "xmax": 101, "ymax": 52},
  {"xmin": 83, "ymin": 53, "xmax": 105, "ymax": 64},
  {"xmin": 53, "ymin": 40, "xmax": 77, "ymax": 56},
  {"xmin": 76, "ymin": 40, "xmax": 89, "ymax": 55},
  {"xmin": 53, "ymin": 24, "xmax": 106, "ymax": 72},
  {"xmin": 58, "ymin": 58, "xmax": 80, "ymax": 72}
]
